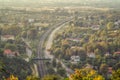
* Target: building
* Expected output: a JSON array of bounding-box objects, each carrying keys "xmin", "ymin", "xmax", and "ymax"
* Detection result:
[
  {"xmin": 85, "ymin": 63, "xmax": 93, "ymax": 69},
  {"xmin": 3, "ymin": 49, "xmax": 19, "ymax": 58},
  {"xmin": 114, "ymin": 51, "xmax": 120, "ymax": 54},
  {"xmin": 87, "ymin": 52, "xmax": 96, "ymax": 58},
  {"xmin": 91, "ymin": 25, "xmax": 100, "ymax": 30},
  {"xmin": 71, "ymin": 55, "xmax": 80, "ymax": 63},
  {"xmin": 107, "ymin": 67, "xmax": 113, "ymax": 78},
  {"xmin": 1, "ymin": 35, "xmax": 15, "ymax": 41},
  {"xmin": 105, "ymin": 52, "xmax": 110, "ymax": 56}
]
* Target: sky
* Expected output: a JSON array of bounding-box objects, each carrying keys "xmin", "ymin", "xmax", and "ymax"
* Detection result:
[
  {"xmin": 0, "ymin": 0, "xmax": 120, "ymax": 8},
  {"xmin": 0, "ymin": 0, "xmax": 107, "ymax": 2},
  {"xmin": 0, "ymin": 0, "xmax": 119, "ymax": 3}
]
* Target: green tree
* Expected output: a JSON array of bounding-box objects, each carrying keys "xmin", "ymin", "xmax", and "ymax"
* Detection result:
[
  {"xmin": 2, "ymin": 25, "xmax": 21, "ymax": 36},
  {"xmin": 57, "ymin": 68, "xmax": 66, "ymax": 77},
  {"xmin": 113, "ymin": 62, "xmax": 120, "ymax": 70},
  {"xmin": 100, "ymin": 64, "xmax": 108, "ymax": 78},
  {"xmin": 52, "ymin": 58, "xmax": 57, "ymax": 67},
  {"xmin": 42, "ymin": 75, "xmax": 62, "ymax": 80},
  {"xmin": 0, "ymin": 56, "xmax": 32, "ymax": 79},
  {"xmin": 47, "ymin": 67, "xmax": 55, "ymax": 74},
  {"xmin": 56, "ymin": 62, "xmax": 62, "ymax": 69},
  {"xmin": 78, "ymin": 48, "xmax": 87, "ymax": 61},
  {"xmin": 27, "ymin": 28, "xmax": 38, "ymax": 40},
  {"xmin": 4, "ymin": 43, "xmax": 17, "ymax": 51},
  {"xmin": 26, "ymin": 75, "xmax": 40, "ymax": 80},
  {"xmin": 111, "ymin": 69, "xmax": 120, "ymax": 80},
  {"xmin": 107, "ymin": 22, "xmax": 114, "ymax": 30}
]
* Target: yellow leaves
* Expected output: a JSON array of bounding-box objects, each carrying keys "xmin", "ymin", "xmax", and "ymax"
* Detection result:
[
  {"xmin": 94, "ymin": 75, "xmax": 105, "ymax": 80},
  {"xmin": 6, "ymin": 75, "xmax": 18, "ymax": 80},
  {"xmin": 62, "ymin": 39, "xmax": 69, "ymax": 46},
  {"xmin": 70, "ymin": 69, "xmax": 82, "ymax": 80},
  {"xmin": 90, "ymin": 70, "xmax": 96, "ymax": 76},
  {"xmin": 107, "ymin": 22, "xmax": 114, "ymax": 30},
  {"xmin": 69, "ymin": 68, "xmax": 105, "ymax": 80}
]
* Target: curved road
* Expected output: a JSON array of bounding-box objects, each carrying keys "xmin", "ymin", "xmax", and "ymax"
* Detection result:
[
  {"xmin": 37, "ymin": 18, "xmax": 73, "ymax": 78},
  {"xmin": 44, "ymin": 21, "xmax": 74, "ymax": 76}
]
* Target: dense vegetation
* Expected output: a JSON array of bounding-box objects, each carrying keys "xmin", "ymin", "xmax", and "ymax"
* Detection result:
[
  {"xmin": 0, "ymin": 2, "xmax": 120, "ymax": 79},
  {"xmin": 0, "ymin": 52, "xmax": 32, "ymax": 79},
  {"xmin": 51, "ymin": 9, "xmax": 120, "ymax": 79}
]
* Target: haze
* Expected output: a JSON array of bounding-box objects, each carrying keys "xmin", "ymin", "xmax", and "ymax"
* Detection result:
[{"xmin": 0, "ymin": 0, "xmax": 120, "ymax": 8}]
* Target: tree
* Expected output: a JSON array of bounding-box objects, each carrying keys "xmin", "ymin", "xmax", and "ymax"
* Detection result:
[
  {"xmin": 6, "ymin": 75, "xmax": 18, "ymax": 80},
  {"xmin": 26, "ymin": 75, "xmax": 40, "ymax": 80},
  {"xmin": 0, "ymin": 61, "xmax": 5, "ymax": 76},
  {"xmin": 113, "ymin": 62, "xmax": 120, "ymax": 70},
  {"xmin": 52, "ymin": 58, "xmax": 57, "ymax": 67},
  {"xmin": 113, "ymin": 53, "xmax": 120, "ymax": 62},
  {"xmin": 61, "ymin": 39, "xmax": 70, "ymax": 52},
  {"xmin": 4, "ymin": 43, "xmax": 17, "ymax": 51},
  {"xmin": 111, "ymin": 69, "xmax": 120, "ymax": 80},
  {"xmin": 54, "ymin": 48, "xmax": 62, "ymax": 58},
  {"xmin": 57, "ymin": 68, "xmax": 66, "ymax": 77},
  {"xmin": 21, "ymin": 31, "xmax": 27, "ymax": 38},
  {"xmin": 42, "ymin": 75, "xmax": 62, "ymax": 80},
  {"xmin": 56, "ymin": 62, "xmax": 62, "ymax": 69},
  {"xmin": 0, "ymin": 56, "xmax": 32, "ymax": 79},
  {"xmin": 99, "ymin": 64, "xmax": 108, "ymax": 78},
  {"xmin": 2, "ymin": 25, "xmax": 21, "ymax": 36},
  {"xmin": 69, "ymin": 68, "xmax": 104, "ymax": 80},
  {"xmin": 86, "ymin": 43, "xmax": 94, "ymax": 53},
  {"xmin": 78, "ymin": 48, "xmax": 87, "ymax": 61},
  {"xmin": 27, "ymin": 28, "xmax": 38, "ymax": 40},
  {"xmin": 107, "ymin": 22, "xmax": 114, "ymax": 30},
  {"xmin": 47, "ymin": 67, "xmax": 55, "ymax": 74}
]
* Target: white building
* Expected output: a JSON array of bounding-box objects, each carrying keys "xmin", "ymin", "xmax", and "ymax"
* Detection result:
[
  {"xmin": 71, "ymin": 55, "xmax": 80, "ymax": 63},
  {"xmin": 1, "ymin": 35, "xmax": 15, "ymax": 41},
  {"xmin": 87, "ymin": 52, "xmax": 96, "ymax": 58}
]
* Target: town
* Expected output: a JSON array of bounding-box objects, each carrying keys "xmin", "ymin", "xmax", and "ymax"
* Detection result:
[{"xmin": 0, "ymin": 0, "xmax": 120, "ymax": 80}]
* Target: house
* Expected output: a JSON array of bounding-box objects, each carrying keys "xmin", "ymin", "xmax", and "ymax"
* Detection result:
[
  {"xmin": 3, "ymin": 49, "xmax": 19, "ymax": 58},
  {"xmin": 67, "ymin": 38, "xmax": 80, "ymax": 42},
  {"xmin": 114, "ymin": 51, "xmax": 120, "ymax": 54},
  {"xmin": 91, "ymin": 25, "xmax": 100, "ymax": 30},
  {"xmin": 84, "ymin": 63, "xmax": 93, "ymax": 69},
  {"xmin": 28, "ymin": 19, "xmax": 34, "ymax": 23},
  {"xmin": 114, "ymin": 20, "xmax": 120, "ymax": 25},
  {"xmin": 1, "ymin": 35, "xmax": 15, "ymax": 41},
  {"xmin": 107, "ymin": 67, "xmax": 113, "ymax": 78},
  {"xmin": 71, "ymin": 55, "xmax": 80, "ymax": 63},
  {"xmin": 108, "ymin": 67, "xmax": 113, "ymax": 74},
  {"xmin": 105, "ymin": 52, "xmax": 110, "ymax": 56},
  {"xmin": 87, "ymin": 52, "xmax": 96, "ymax": 58}
]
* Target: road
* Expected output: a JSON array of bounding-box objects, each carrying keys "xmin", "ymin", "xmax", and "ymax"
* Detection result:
[
  {"xmin": 22, "ymin": 38, "xmax": 32, "ymax": 61},
  {"xmin": 37, "ymin": 18, "xmax": 73, "ymax": 78},
  {"xmin": 44, "ymin": 21, "xmax": 74, "ymax": 76}
]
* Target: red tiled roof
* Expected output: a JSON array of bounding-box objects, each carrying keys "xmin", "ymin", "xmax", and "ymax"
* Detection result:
[
  {"xmin": 3, "ymin": 35, "xmax": 14, "ymax": 38},
  {"xmin": 4, "ymin": 49, "xmax": 12, "ymax": 55},
  {"xmin": 114, "ymin": 52, "xmax": 120, "ymax": 54},
  {"xmin": 108, "ymin": 67, "xmax": 113, "ymax": 73}
]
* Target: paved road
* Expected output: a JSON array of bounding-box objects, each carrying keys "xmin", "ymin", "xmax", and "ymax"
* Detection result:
[
  {"xmin": 44, "ymin": 20, "xmax": 74, "ymax": 76},
  {"xmin": 37, "ymin": 18, "xmax": 73, "ymax": 78}
]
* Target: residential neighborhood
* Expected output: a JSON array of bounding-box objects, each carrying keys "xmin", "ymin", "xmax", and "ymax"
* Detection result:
[{"xmin": 0, "ymin": 0, "xmax": 120, "ymax": 80}]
